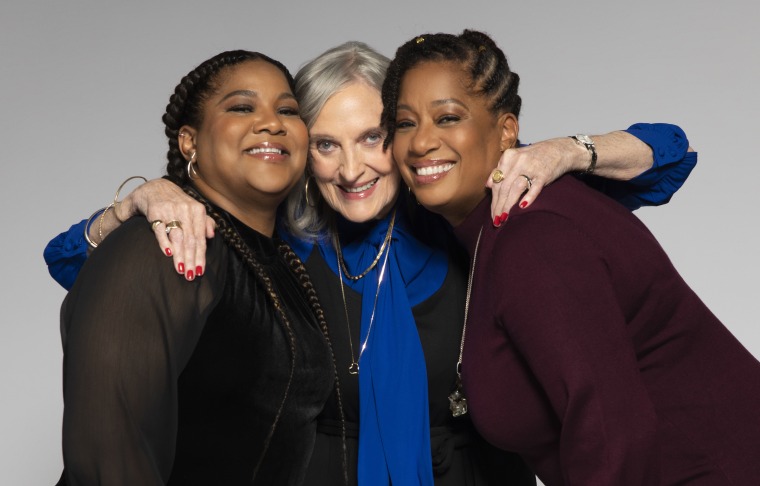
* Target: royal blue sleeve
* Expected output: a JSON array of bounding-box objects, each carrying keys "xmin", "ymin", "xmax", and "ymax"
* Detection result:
[
  {"xmin": 586, "ymin": 123, "xmax": 697, "ymax": 210},
  {"xmin": 43, "ymin": 219, "xmax": 89, "ymax": 291}
]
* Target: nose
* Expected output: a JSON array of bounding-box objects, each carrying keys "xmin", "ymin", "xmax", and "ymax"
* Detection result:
[
  {"xmin": 339, "ymin": 146, "xmax": 365, "ymax": 182},
  {"xmin": 252, "ymin": 107, "xmax": 286, "ymax": 135},
  {"xmin": 408, "ymin": 120, "xmax": 439, "ymax": 157}
]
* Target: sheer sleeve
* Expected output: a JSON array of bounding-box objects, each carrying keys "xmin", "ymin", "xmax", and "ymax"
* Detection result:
[
  {"xmin": 585, "ymin": 123, "xmax": 697, "ymax": 210},
  {"xmin": 59, "ymin": 217, "xmax": 226, "ymax": 486},
  {"xmin": 44, "ymin": 219, "xmax": 90, "ymax": 291}
]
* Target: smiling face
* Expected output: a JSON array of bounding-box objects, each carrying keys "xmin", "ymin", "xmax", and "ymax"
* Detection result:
[
  {"xmin": 392, "ymin": 60, "xmax": 517, "ymax": 226},
  {"xmin": 308, "ymin": 81, "xmax": 400, "ymax": 223},
  {"xmin": 180, "ymin": 59, "xmax": 308, "ymax": 227}
]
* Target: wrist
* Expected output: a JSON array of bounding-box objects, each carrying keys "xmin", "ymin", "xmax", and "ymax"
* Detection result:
[{"xmin": 569, "ymin": 134, "xmax": 597, "ymax": 174}]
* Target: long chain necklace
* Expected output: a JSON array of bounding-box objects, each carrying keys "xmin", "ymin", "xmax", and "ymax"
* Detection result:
[
  {"xmin": 338, "ymin": 228, "xmax": 395, "ymax": 375},
  {"xmin": 335, "ymin": 208, "xmax": 397, "ymax": 280},
  {"xmin": 448, "ymin": 225, "xmax": 484, "ymax": 417}
]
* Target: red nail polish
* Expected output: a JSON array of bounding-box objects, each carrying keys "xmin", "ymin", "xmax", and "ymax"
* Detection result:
[
  {"xmin": 165, "ymin": 248, "xmax": 172, "ymax": 257},
  {"xmin": 196, "ymin": 266, "xmax": 203, "ymax": 277},
  {"xmin": 493, "ymin": 215, "xmax": 501, "ymax": 226},
  {"xmin": 500, "ymin": 212, "xmax": 508, "ymax": 223},
  {"xmin": 178, "ymin": 262, "xmax": 185, "ymax": 273},
  {"xmin": 520, "ymin": 201, "xmax": 528, "ymax": 209},
  {"xmin": 186, "ymin": 270, "xmax": 195, "ymax": 281}
]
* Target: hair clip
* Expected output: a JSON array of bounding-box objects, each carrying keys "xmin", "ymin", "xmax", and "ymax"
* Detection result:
[
  {"xmin": 478, "ymin": 45, "xmax": 486, "ymax": 52},
  {"xmin": 415, "ymin": 37, "xmax": 425, "ymax": 44}
]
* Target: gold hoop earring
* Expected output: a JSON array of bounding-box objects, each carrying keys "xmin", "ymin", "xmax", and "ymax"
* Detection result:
[
  {"xmin": 304, "ymin": 176, "xmax": 318, "ymax": 207},
  {"xmin": 187, "ymin": 151, "xmax": 199, "ymax": 180}
]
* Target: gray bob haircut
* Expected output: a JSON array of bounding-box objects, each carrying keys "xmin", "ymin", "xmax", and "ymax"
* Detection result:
[
  {"xmin": 283, "ymin": 42, "xmax": 390, "ymax": 240},
  {"xmin": 295, "ymin": 41, "xmax": 390, "ymax": 129}
]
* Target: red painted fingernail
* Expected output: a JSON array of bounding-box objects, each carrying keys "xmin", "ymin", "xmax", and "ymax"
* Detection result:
[
  {"xmin": 500, "ymin": 212, "xmax": 508, "ymax": 223},
  {"xmin": 178, "ymin": 262, "xmax": 185, "ymax": 273},
  {"xmin": 196, "ymin": 266, "xmax": 203, "ymax": 277},
  {"xmin": 186, "ymin": 270, "xmax": 195, "ymax": 281},
  {"xmin": 493, "ymin": 215, "xmax": 501, "ymax": 227},
  {"xmin": 165, "ymin": 248, "xmax": 172, "ymax": 256},
  {"xmin": 520, "ymin": 201, "xmax": 528, "ymax": 209}
]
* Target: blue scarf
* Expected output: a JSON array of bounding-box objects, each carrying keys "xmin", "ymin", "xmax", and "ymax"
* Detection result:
[{"xmin": 284, "ymin": 204, "xmax": 447, "ymax": 485}]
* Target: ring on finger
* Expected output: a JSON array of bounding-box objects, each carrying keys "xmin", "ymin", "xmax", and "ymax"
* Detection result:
[
  {"xmin": 165, "ymin": 220, "xmax": 182, "ymax": 236},
  {"xmin": 151, "ymin": 220, "xmax": 164, "ymax": 231},
  {"xmin": 491, "ymin": 169, "xmax": 505, "ymax": 184},
  {"xmin": 520, "ymin": 174, "xmax": 533, "ymax": 190}
]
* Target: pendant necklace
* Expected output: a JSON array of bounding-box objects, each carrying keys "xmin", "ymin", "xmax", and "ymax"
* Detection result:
[
  {"xmin": 334, "ymin": 208, "xmax": 397, "ymax": 375},
  {"xmin": 448, "ymin": 225, "xmax": 484, "ymax": 417}
]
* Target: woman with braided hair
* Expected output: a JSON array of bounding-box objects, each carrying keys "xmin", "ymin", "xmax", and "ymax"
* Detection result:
[
  {"xmin": 55, "ymin": 50, "xmax": 345, "ymax": 486},
  {"xmin": 384, "ymin": 29, "xmax": 760, "ymax": 485},
  {"xmin": 48, "ymin": 41, "xmax": 696, "ymax": 485}
]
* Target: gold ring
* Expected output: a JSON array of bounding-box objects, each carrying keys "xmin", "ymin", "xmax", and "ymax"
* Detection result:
[
  {"xmin": 520, "ymin": 174, "xmax": 533, "ymax": 190},
  {"xmin": 150, "ymin": 220, "xmax": 163, "ymax": 231},
  {"xmin": 165, "ymin": 220, "xmax": 182, "ymax": 236},
  {"xmin": 491, "ymin": 169, "xmax": 505, "ymax": 184}
]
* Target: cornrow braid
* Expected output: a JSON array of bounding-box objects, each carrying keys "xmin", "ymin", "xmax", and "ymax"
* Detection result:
[
  {"xmin": 162, "ymin": 50, "xmax": 296, "ymax": 184},
  {"xmin": 381, "ymin": 29, "xmax": 521, "ymax": 148},
  {"xmin": 181, "ymin": 187, "xmax": 298, "ymax": 482},
  {"xmin": 279, "ymin": 244, "xmax": 349, "ymax": 486}
]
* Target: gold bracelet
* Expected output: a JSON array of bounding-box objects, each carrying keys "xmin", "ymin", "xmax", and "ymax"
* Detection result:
[
  {"xmin": 85, "ymin": 176, "xmax": 148, "ymax": 250},
  {"xmin": 84, "ymin": 207, "xmax": 107, "ymax": 249}
]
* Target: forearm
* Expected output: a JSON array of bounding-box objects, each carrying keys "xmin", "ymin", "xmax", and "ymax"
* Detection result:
[{"xmin": 566, "ymin": 131, "xmax": 655, "ymax": 181}]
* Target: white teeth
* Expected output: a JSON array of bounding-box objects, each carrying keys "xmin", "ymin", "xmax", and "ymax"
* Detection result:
[
  {"xmin": 344, "ymin": 179, "xmax": 377, "ymax": 193},
  {"xmin": 247, "ymin": 147, "xmax": 283, "ymax": 155},
  {"xmin": 415, "ymin": 163, "xmax": 454, "ymax": 176}
]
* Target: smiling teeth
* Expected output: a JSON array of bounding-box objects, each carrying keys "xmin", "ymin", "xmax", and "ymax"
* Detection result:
[
  {"xmin": 345, "ymin": 180, "xmax": 376, "ymax": 193},
  {"xmin": 416, "ymin": 163, "xmax": 454, "ymax": 176},
  {"xmin": 247, "ymin": 147, "xmax": 283, "ymax": 155}
]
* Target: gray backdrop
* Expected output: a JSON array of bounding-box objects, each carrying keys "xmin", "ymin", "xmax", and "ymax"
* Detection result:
[{"xmin": 1, "ymin": 0, "xmax": 758, "ymax": 483}]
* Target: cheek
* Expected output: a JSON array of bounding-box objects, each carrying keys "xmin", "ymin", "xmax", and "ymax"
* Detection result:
[{"xmin": 309, "ymin": 153, "xmax": 339, "ymax": 182}]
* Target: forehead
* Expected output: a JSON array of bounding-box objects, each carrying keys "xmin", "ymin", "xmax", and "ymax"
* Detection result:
[
  {"xmin": 211, "ymin": 59, "xmax": 292, "ymax": 96},
  {"xmin": 399, "ymin": 60, "xmax": 471, "ymax": 100},
  {"xmin": 311, "ymin": 82, "xmax": 383, "ymax": 134}
]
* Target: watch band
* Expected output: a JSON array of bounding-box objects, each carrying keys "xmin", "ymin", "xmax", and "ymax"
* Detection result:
[{"xmin": 569, "ymin": 134, "xmax": 597, "ymax": 174}]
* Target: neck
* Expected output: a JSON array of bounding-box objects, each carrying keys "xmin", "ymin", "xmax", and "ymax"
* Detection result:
[{"xmin": 192, "ymin": 181, "xmax": 281, "ymax": 237}]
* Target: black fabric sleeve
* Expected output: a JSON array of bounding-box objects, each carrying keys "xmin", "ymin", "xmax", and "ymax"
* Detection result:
[{"xmin": 59, "ymin": 217, "xmax": 226, "ymax": 486}]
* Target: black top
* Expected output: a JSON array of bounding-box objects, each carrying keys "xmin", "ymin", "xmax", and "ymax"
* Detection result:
[
  {"xmin": 299, "ymin": 212, "xmax": 535, "ymax": 486},
  {"xmin": 57, "ymin": 213, "xmax": 334, "ymax": 486}
]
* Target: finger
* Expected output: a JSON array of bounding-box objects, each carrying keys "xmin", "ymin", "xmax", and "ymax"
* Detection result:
[
  {"xmin": 166, "ymin": 224, "xmax": 188, "ymax": 276},
  {"xmin": 490, "ymin": 176, "xmax": 516, "ymax": 226},
  {"xmin": 517, "ymin": 178, "xmax": 546, "ymax": 210},
  {"xmin": 188, "ymin": 205, "xmax": 209, "ymax": 278},
  {"xmin": 151, "ymin": 220, "xmax": 174, "ymax": 260}
]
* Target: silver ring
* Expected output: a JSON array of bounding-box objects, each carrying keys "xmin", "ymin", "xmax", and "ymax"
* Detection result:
[
  {"xmin": 165, "ymin": 220, "xmax": 182, "ymax": 236},
  {"xmin": 520, "ymin": 174, "xmax": 533, "ymax": 191}
]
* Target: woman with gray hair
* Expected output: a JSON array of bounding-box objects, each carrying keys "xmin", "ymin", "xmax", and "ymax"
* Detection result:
[{"xmin": 46, "ymin": 40, "xmax": 695, "ymax": 485}]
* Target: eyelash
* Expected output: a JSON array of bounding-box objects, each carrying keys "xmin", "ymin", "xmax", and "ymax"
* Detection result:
[
  {"xmin": 437, "ymin": 114, "xmax": 460, "ymax": 124},
  {"xmin": 227, "ymin": 105, "xmax": 300, "ymax": 116}
]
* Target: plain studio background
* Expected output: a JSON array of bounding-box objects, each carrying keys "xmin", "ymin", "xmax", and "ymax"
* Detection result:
[{"xmin": 1, "ymin": 1, "xmax": 757, "ymax": 483}]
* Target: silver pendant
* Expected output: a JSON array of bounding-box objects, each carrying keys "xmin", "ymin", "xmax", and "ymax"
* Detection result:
[
  {"xmin": 448, "ymin": 378, "xmax": 468, "ymax": 417},
  {"xmin": 348, "ymin": 362, "xmax": 359, "ymax": 375}
]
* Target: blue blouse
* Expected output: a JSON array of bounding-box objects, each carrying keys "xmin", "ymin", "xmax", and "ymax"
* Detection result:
[{"xmin": 44, "ymin": 122, "xmax": 696, "ymax": 292}]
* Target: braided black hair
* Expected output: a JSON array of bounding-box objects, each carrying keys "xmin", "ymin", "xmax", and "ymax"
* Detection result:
[
  {"xmin": 381, "ymin": 29, "xmax": 521, "ymax": 148},
  {"xmin": 162, "ymin": 50, "xmax": 295, "ymax": 184}
]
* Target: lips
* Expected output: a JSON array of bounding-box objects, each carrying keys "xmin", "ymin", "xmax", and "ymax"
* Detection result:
[
  {"xmin": 244, "ymin": 142, "xmax": 290, "ymax": 157},
  {"xmin": 341, "ymin": 178, "xmax": 378, "ymax": 193},
  {"xmin": 410, "ymin": 160, "xmax": 455, "ymax": 184}
]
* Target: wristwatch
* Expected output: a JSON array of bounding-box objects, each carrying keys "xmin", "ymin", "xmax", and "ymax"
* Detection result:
[{"xmin": 569, "ymin": 134, "xmax": 597, "ymax": 174}]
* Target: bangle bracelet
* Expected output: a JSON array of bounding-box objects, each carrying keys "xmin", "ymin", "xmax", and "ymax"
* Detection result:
[
  {"xmin": 84, "ymin": 207, "xmax": 107, "ymax": 249},
  {"xmin": 99, "ymin": 203, "xmax": 115, "ymax": 244},
  {"xmin": 85, "ymin": 176, "xmax": 148, "ymax": 250}
]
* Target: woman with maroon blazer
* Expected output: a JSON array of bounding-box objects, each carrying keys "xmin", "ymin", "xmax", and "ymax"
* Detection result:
[{"xmin": 383, "ymin": 29, "xmax": 760, "ymax": 485}]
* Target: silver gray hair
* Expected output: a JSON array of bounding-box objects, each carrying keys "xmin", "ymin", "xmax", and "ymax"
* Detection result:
[{"xmin": 282, "ymin": 41, "xmax": 390, "ymax": 240}]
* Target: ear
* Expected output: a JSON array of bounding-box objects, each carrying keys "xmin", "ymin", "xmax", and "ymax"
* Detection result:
[
  {"xmin": 498, "ymin": 113, "xmax": 519, "ymax": 151},
  {"xmin": 178, "ymin": 126, "xmax": 198, "ymax": 160}
]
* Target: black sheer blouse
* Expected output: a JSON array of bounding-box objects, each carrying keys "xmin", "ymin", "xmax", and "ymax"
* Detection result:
[{"xmin": 57, "ymin": 214, "xmax": 334, "ymax": 486}]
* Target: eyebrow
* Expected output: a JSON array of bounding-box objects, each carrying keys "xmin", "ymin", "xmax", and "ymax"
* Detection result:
[
  {"xmin": 217, "ymin": 90, "xmax": 297, "ymax": 105},
  {"xmin": 397, "ymin": 98, "xmax": 467, "ymax": 112}
]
